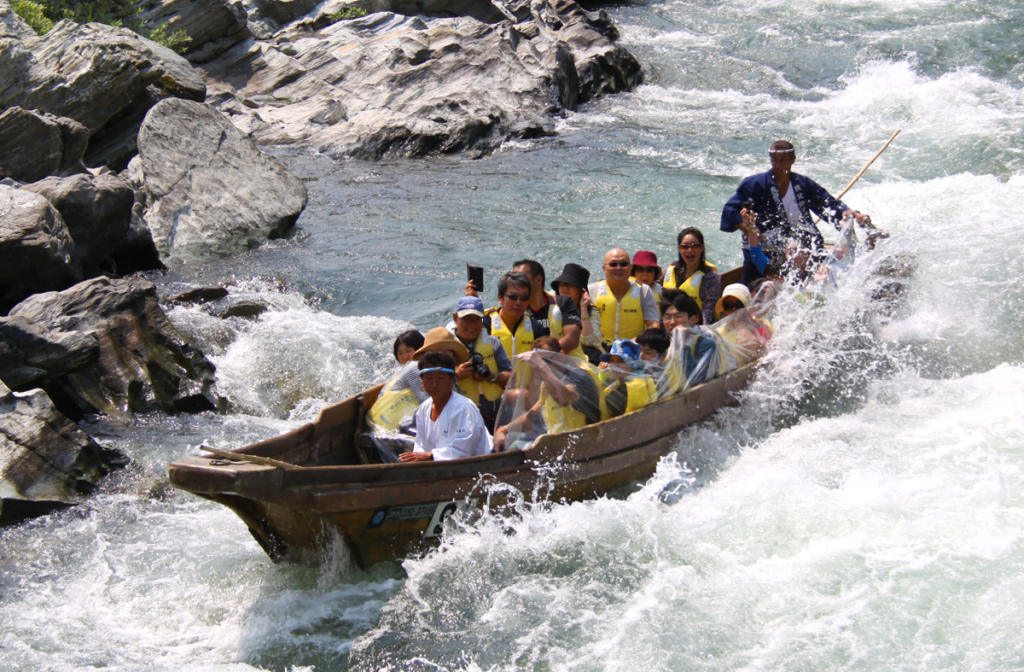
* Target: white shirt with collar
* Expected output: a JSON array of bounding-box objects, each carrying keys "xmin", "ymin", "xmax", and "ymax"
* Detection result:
[{"xmin": 413, "ymin": 392, "xmax": 493, "ymax": 461}]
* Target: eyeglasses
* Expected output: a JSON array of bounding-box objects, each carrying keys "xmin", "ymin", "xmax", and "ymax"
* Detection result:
[
  {"xmin": 721, "ymin": 301, "xmax": 744, "ymax": 311},
  {"xmin": 503, "ymin": 293, "xmax": 530, "ymax": 302},
  {"xmin": 663, "ymin": 311, "xmax": 683, "ymax": 321},
  {"xmin": 633, "ymin": 266, "xmax": 658, "ymax": 274},
  {"xmin": 606, "ymin": 261, "xmax": 631, "ymax": 268},
  {"xmin": 679, "ymin": 243, "xmax": 702, "ymax": 250}
]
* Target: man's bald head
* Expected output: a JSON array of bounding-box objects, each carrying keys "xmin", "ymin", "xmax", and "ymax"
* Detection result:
[
  {"xmin": 603, "ymin": 248, "xmax": 632, "ymax": 285},
  {"xmin": 604, "ymin": 248, "xmax": 629, "ymax": 265}
]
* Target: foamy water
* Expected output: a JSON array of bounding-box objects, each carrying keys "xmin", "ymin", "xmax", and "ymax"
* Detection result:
[{"xmin": 2, "ymin": 0, "xmax": 1023, "ymax": 669}]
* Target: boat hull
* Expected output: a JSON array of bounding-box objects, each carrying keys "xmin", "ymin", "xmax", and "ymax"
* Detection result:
[{"xmin": 170, "ymin": 363, "xmax": 756, "ymax": 568}]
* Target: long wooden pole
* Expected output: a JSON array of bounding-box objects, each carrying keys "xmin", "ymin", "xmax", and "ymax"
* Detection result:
[
  {"xmin": 200, "ymin": 445, "xmax": 299, "ymax": 469},
  {"xmin": 835, "ymin": 129, "xmax": 901, "ymax": 200}
]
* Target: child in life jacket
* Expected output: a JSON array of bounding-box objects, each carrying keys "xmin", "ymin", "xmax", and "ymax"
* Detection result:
[{"xmin": 598, "ymin": 339, "xmax": 658, "ymax": 418}]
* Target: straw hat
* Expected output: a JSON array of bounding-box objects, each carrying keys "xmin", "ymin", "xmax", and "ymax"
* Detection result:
[{"xmin": 411, "ymin": 327, "xmax": 469, "ymax": 364}]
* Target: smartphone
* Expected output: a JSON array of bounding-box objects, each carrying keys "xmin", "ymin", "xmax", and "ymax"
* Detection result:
[{"xmin": 467, "ymin": 264, "xmax": 484, "ymax": 293}]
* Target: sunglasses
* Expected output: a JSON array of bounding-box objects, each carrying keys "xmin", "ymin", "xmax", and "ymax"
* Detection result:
[
  {"xmin": 722, "ymin": 301, "xmax": 744, "ymax": 311},
  {"xmin": 503, "ymin": 293, "xmax": 530, "ymax": 302},
  {"xmin": 633, "ymin": 266, "xmax": 658, "ymax": 274},
  {"xmin": 606, "ymin": 261, "xmax": 631, "ymax": 268},
  {"xmin": 679, "ymin": 243, "xmax": 702, "ymax": 250}
]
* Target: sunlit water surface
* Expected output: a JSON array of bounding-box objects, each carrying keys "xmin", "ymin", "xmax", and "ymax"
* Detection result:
[{"xmin": 2, "ymin": 0, "xmax": 1024, "ymax": 669}]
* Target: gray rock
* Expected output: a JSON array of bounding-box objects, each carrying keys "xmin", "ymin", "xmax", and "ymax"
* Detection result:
[
  {"xmin": 0, "ymin": 316, "xmax": 98, "ymax": 390},
  {"xmin": 22, "ymin": 174, "xmax": 135, "ymax": 274},
  {"xmin": 0, "ymin": 20, "xmax": 206, "ymax": 135},
  {"xmin": 0, "ymin": 186, "xmax": 82, "ymax": 308},
  {"xmin": 138, "ymin": 0, "xmax": 250, "ymax": 60},
  {"xmin": 109, "ymin": 202, "xmax": 166, "ymax": 274},
  {"xmin": 0, "ymin": 0, "xmax": 33, "ymax": 40},
  {"xmin": 138, "ymin": 98, "xmax": 308, "ymax": 258},
  {"xmin": 0, "ymin": 107, "xmax": 90, "ymax": 183},
  {"xmin": 6, "ymin": 276, "xmax": 224, "ymax": 418},
  {"xmin": 0, "ymin": 379, "xmax": 127, "ymax": 526},
  {"xmin": 201, "ymin": 0, "xmax": 641, "ymax": 158}
]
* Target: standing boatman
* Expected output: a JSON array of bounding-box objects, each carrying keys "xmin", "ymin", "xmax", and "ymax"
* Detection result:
[{"xmin": 721, "ymin": 140, "xmax": 874, "ymax": 285}]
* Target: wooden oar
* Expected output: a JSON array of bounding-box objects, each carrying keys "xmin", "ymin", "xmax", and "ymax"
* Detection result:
[
  {"xmin": 835, "ymin": 129, "xmax": 901, "ymax": 200},
  {"xmin": 200, "ymin": 445, "xmax": 299, "ymax": 469}
]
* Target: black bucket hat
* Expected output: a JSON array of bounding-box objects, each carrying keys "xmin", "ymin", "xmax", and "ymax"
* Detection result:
[{"xmin": 550, "ymin": 263, "xmax": 590, "ymax": 292}]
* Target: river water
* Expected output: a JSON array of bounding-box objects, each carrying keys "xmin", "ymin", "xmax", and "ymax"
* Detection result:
[{"xmin": 3, "ymin": 0, "xmax": 1024, "ymax": 669}]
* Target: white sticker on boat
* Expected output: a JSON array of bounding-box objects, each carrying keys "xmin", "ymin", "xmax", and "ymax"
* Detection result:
[{"xmin": 424, "ymin": 499, "xmax": 478, "ymax": 538}]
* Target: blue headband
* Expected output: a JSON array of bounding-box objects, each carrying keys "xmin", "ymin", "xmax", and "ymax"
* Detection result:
[{"xmin": 418, "ymin": 367, "xmax": 455, "ymax": 375}]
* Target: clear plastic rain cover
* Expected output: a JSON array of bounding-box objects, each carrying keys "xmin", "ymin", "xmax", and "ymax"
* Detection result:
[{"xmin": 493, "ymin": 284, "xmax": 776, "ymax": 452}]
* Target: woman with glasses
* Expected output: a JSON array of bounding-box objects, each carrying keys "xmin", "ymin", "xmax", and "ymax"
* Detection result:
[
  {"xmin": 661, "ymin": 227, "xmax": 722, "ymax": 325},
  {"xmin": 631, "ymin": 250, "xmax": 663, "ymax": 303}
]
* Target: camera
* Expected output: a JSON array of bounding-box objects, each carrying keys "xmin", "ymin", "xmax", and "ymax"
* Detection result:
[{"xmin": 470, "ymin": 353, "xmax": 491, "ymax": 379}]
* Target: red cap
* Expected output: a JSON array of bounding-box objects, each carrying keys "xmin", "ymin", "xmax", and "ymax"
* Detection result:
[{"xmin": 632, "ymin": 250, "xmax": 658, "ymax": 267}]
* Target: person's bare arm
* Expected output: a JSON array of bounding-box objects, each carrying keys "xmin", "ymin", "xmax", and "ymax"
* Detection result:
[{"xmin": 558, "ymin": 324, "xmax": 581, "ymax": 354}]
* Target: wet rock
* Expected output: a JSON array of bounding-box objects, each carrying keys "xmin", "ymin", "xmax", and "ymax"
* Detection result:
[
  {"xmin": 0, "ymin": 186, "xmax": 82, "ymax": 310},
  {"xmin": 0, "ymin": 379, "xmax": 128, "ymax": 526},
  {"xmin": 0, "ymin": 107, "xmax": 90, "ymax": 183},
  {"xmin": 22, "ymin": 173, "xmax": 134, "ymax": 274},
  {"xmin": 137, "ymin": 98, "xmax": 308, "ymax": 258},
  {"xmin": 6, "ymin": 276, "xmax": 224, "ymax": 419},
  {"xmin": 1, "ymin": 21, "xmax": 206, "ymax": 136},
  {"xmin": 171, "ymin": 286, "xmax": 230, "ymax": 304},
  {"xmin": 201, "ymin": 0, "xmax": 642, "ymax": 158},
  {"xmin": 218, "ymin": 300, "xmax": 268, "ymax": 318}
]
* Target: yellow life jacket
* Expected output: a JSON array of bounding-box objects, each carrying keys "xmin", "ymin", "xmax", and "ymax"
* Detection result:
[
  {"xmin": 486, "ymin": 308, "xmax": 534, "ymax": 357},
  {"xmin": 602, "ymin": 375, "xmax": 658, "ymax": 416},
  {"xmin": 662, "ymin": 356, "xmax": 683, "ymax": 396},
  {"xmin": 662, "ymin": 263, "xmax": 718, "ymax": 309},
  {"xmin": 540, "ymin": 362, "xmax": 608, "ymax": 433},
  {"xmin": 593, "ymin": 280, "xmax": 647, "ymax": 345},
  {"xmin": 367, "ymin": 381, "xmax": 420, "ymax": 432},
  {"xmin": 455, "ymin": 332, "xmax": 504, "ymax": 404},
  {"xmin": 487, "ymin": 308, "xmax": 534, "ymax": 385}
]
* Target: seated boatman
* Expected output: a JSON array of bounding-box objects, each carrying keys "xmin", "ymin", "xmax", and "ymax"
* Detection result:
[
  {"xmin": 598, "ymin": 339, "xmax": 658, "ymax": 418},
  {"xmin": 721, "ymin": 140, "xmax": 880, "ymax": 286},
  {"xmin": 588, "ymin": 248, "xmax": 661, "ymax": 350},
  {"xmin": 399, "ymin": 351, "xmax": 493, "ymax": 462},
  {"xmin": 512, "ymin": 259, "xmax": 584, "ymax": 359},
  {"xmin": 446, "ymin": 295, "xmax": 513, "ymax": 432},
  {"xmin": 492, "ymin": 336, "xmax": 604, "ymax": 451}
]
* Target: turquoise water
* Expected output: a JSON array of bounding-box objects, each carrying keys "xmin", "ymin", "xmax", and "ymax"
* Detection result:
[{"xmin": 2, "ymin": 0, "xmax": 1024, "ymax": 669}]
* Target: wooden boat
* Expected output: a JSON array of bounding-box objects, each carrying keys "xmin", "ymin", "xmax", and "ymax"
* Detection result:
[
  {"xmin": 169, "ymin": 269, "xmax": 756, "ymax": 569},
  {"xmin": 169, "ymin": 362, "xmax": 757, "ymax": 568}
]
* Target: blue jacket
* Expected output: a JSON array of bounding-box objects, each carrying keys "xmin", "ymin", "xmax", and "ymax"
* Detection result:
[{"xmin": 721, "ymin": 170, "xmax": 849, "ymax": 252}]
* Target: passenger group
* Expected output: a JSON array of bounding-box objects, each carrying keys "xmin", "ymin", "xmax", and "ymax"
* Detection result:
[{"xmin": 367, "ymin": 141, "xmax": 884, "ymax": 463}]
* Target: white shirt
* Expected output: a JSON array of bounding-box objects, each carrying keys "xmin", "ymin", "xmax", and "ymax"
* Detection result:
[
  {"xmin": 413, "ymin": 392, "xmax": 493, "ymax": 461},
  {"xmin": 781, "ymin": 184, "xmax": 802, "ymax": 226}
]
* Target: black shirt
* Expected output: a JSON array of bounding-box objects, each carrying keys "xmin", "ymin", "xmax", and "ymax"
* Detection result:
[{"xmin": 529, "ymin": 295, "xmax": 582, "ymax": 338}]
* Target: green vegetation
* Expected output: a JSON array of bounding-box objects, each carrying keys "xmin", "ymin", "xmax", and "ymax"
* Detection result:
[
  {"xmin": 325, "ymin": 5, "xmax": 367, "ymax": 22},
  {"xmin": 11, "ymin": 0, "xmax": 192, "ymax": 51},
  {"xmin": 10, "ymin": 0, "xmax": 53, "ymax": 34}
]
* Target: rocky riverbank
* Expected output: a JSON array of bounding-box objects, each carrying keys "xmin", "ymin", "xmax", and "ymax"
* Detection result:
[{"xmin": 0, "ymin": 0, "xmax": 641, "ymax": 519}]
